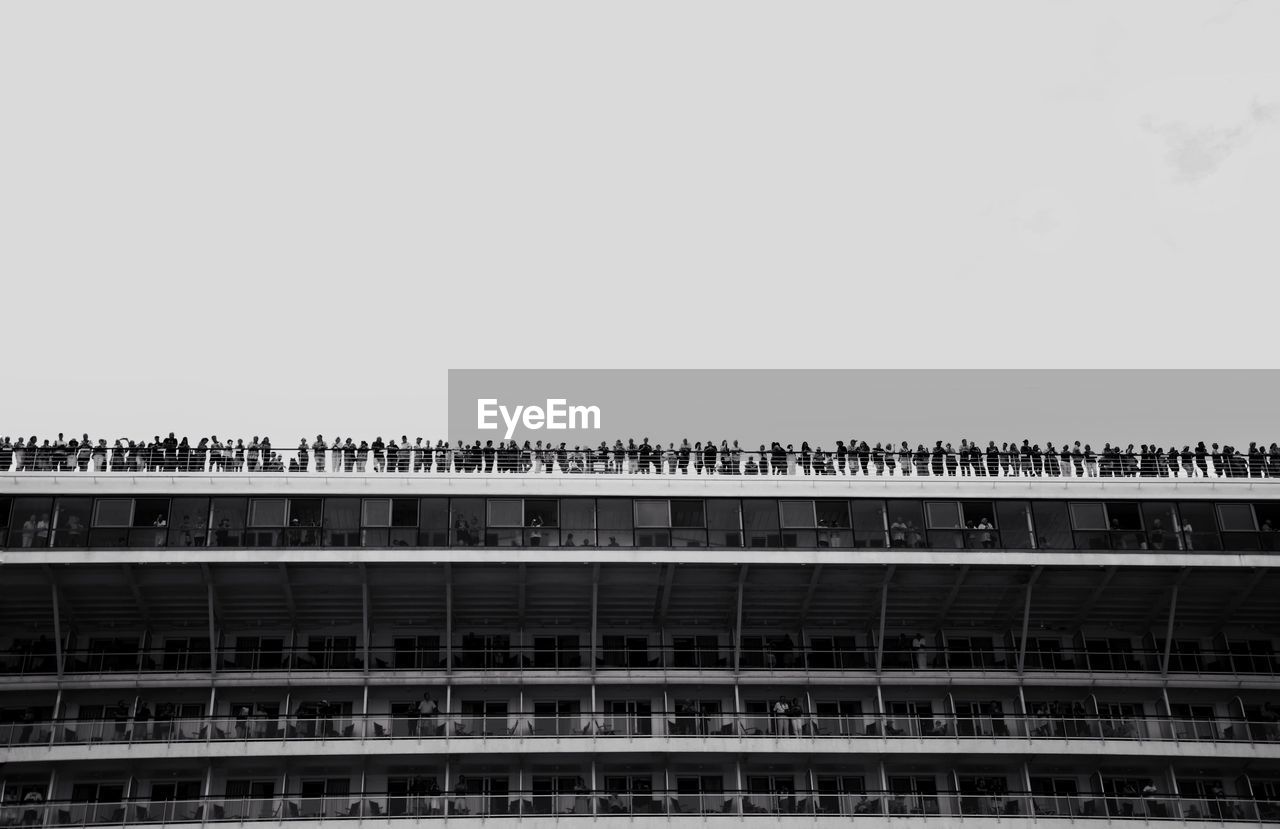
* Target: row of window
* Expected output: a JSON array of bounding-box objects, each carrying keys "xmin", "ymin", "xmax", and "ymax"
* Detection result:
[{"xmin": 2, "ymin": 495, "xmax": 1279, "ymax": 551}]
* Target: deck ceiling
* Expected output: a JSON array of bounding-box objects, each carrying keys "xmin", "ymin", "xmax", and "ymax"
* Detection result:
[{"xmin": 0, "ymin": 562, "xmax": 1275, "ymax": 636}]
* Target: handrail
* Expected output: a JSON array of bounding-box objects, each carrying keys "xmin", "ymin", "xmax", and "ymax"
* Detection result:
[
  {"xmin": 1, "ymin": 441, "xmax": 1276, "ymax": 481},
  {"xmin": 5, "ymin": 710, "xmax": 1279, "ymax": 748},
  {"xmin": 3, "ymin": 788, "xmax": 1275, "ymax": 823},
  {"xmin": 4, "ymin": 645, "xmax": 1277, "ymax": 678}
]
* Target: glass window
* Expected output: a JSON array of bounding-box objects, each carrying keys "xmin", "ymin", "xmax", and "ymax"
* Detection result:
[
  {"xmin": 289, "ymin": 498, "xmax": 323, "ymax": 527},
  {"xmin": 487, "ymin": 499, "xmax": 522, "ymax": 527},
  {"xmin": 1217, "ymin": 504, "xmax": 1256, "ymax": 531},
  {"xmin": 634, "ymin": 500, "xmax": 669, "ymax": 527},
  {"xmin": 52, "ymin": 498, "xmax": 92, "ymax": 547},
  {"xmin": 1176, "ymin": 502, "xmax": 1222, "ymax": 551},
  {"xmin": 597, "ymin": 499, "xmax": 633, "ymax": 529},
  {"xmin": 925, "ymin": 502, "xmax": 961, "ymax": 529},
  {"xmin": 391, "ymin": 498, "xmax": 418, "ymax": 527},
  {"xmin": 325, "ymin": 498, "xmax": 360, "ymax": 528},
  {"xmin": 525, "ymin": 499, "xmax": 559, "ymax": 527},
  {"xmin": 996, "ymin": 501, "xmax": 1032, "ymax": 547},
  {"xmin": 0, "ymin": 496, "xmax": 11, "ymax": 528},
  {"xmin": 815, "ymin": 500, "xmax": 850, "ymax": 528},
  {"xmin": 960, "ymin": 501, "xmax": 995, "ymax": 526},
  {"xmin": 168, "ymin": 498, "xmax": 210, "ymax": 548},
  {"xmin": 743, "ymin": 500, "xmax": 780, "ymax": 530},
  {"xmin": 670, "ymin": 500, "xmax": 705, "ymax": 528},
  {"xmin": 707, "ymin": 499, "xmax": 741, "ymax": 529},
  {"xmin": 1141, "ymin": 502, "xmax": 1179, "ymax": 550},
  {"xmin": 886, "ymin": 500, "xmax": 926, "ymax": 547},
  {"xmin": 851, "ymin": 500, "xmax": 887, "ymax": 548},
  {"xmin": 94, "ymin": 499, "xmax": 133, "ymax": 527},
  {"xmin": 249, "ymin": 499, "xmax": 287, "ymax": 527},
  {"xmin": 208, "ymin": 498, "xmax": 247, "ymax": 547},
  {"xmin": 363, "ymin": 499, "xmax": 393, "ymax": 527},
  {"xmin": 132, "ymin": 498, "xmax": 170, "ymax": 528},
  {"xmin": 1069, "ymin": 502, "xmax": 1107, "ymax": 530},
  {"xmin": 1106, "ymin": 502, "xmax": 1142, "ymax": 530},
  {"xmin": 1032, "ymin": 501, "xmax": 1072, "ymax": 549},
  {"xmin": 780, "ymin": 500, "xmax": 815, "ymax": 528},
  {"xmin": 561, "ymin": 499, "xmax": 596, "ymax": 529},
  {"xmin": 420, "ymin": 498, "xmax": 449, "ymax": 529}
]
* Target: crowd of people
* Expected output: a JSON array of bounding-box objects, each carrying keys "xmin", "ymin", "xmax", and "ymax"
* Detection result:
[{"xmin": 2, "ymin": 433, "xmax": 1279, "ymax": 479}]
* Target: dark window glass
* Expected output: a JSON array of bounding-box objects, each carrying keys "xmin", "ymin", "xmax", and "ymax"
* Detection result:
[
  {"xmin": 634, "ymin": 500, "xmax": 669, "ymax": 527},
  {"xmin": 525, "ymin": 499, "xmax": 558, "ymax": 527},
  {"xmin": 561, "ymin": 499, "xmax": 596, "ymax": 529},
  {"xmin": 1031, "ymin": 502, "xmax": 1072, "ymax": 549},
  {"xmin": 363, "ymin": 499, "xmax": 393, "ymax": 527},
  {"xmin": 706, "ymin": 499, "xmax": 741, "ymax": 529},
  {"xmin": 51, "ymin": 497, "xmax": 92, "ymax": 548},
  {"xmin": 670, "ymin": 500, "xmax": 705, "ymax": 528},
  {"xmin": 597, "ymin": 499, "xmax": 633, "ymax": 530},
  {"xmin": 0, "ymin": 496, "xmax": 11, "ymax": 528},
  {"xmin": 1140, "ymin": 502, "xmax": 1179, "ymax": 551},
  {"xmin": 780, "ymin": 500, "xmax": 815, "ymax": 528},
  {"xmin": 450, "ymin": 498, "xmax": 486, "ymax": 546},
  {"xmin": 324, "ymin": 498, "xmax": 360, "ymax": 547},
  {"xmin": 995, "ymin": 501, "xmax": 1033, "ymax": 548},
  {"xmin": 1068, "ymin": 502, "xmax": 1107, "ymax": 530},
  {"xmin": 1217, "ymin": 504, "xmax": 1256, "ymax": 531},
  {"xmin": 1105, "ymin": 502, "xmax": 1142, "ymax": 530},
  {"xmin": 249, "ymin": 499, "xmax": 287, "ymax": 527},
  {"xmin": 391, "ymin": 498, "xmax": 418, "ymax": 527},
  {"xmin": 209, "ymin": 498, "xmax": 247, "ymax": 547},
  {"xmin": 131, "ymin": 498, "xmax": 169, "ymax": 528},
  {"xmin": 742, "ymin": 500, "xmax": 779, "ymax": 530},
  {"xmin": 886, "ymin": 500, "xmax": 926, "ymax": 548},
  {"xmin": 1176, "ymin": 502, "xmax": 1222, "ymax": 551},
  {"xmin": 960, "ymin": 501, "xmax": 996, "ymax": 527},
  {"xmin": 924, "ymin": 502, "xmax": 961, "ymax": 529},
  {"xmin": 815, "ymin": 500, "xmax": 850, "ymax": 528},
  {"xmin": 93, "ymin": 499, "xmax": 133, "ymax": 527},
  {"xmin": 851, "ymin": 500, "xmax": 887, "ymax": 548},
  {"xmin": 486, "ymin": 499, "xmax": 522, "ymax": 527},
  {"xmin": 420, "ymin": 498, "xmax": 449, "ymax": 528},
  {"xmin": 168, "ymin": 498, "xmax": 210, "ymax": 548}
]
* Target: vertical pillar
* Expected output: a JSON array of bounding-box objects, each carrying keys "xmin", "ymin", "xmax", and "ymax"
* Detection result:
[
  {"xmin": 50, "ymin": 584, "xmax": 64, "ymax": 678},
  {"xmin": 1161, "ymin": 583, "xmax": 1180, "ymax": 676},
  {"xmin": 207, "ymin": 582, "xmax": 217, "ymax": 677},
  {"xmin": 444, "ymin": 564, "xmax": 453, "ymax": 673},
  {"xmin": 875, "ymin": 568, "xmax": 892, "ymax": 672},
  {"xmin": 361, "ymin": 571, "xmax": 371, "ymax": 675},
  {"xmin": 590, "ymin": 566, "xmax": 599, "ymax": 674},
  {"xmin": 733, "ymin": 567, "xmax": 746, "ymax": 672}
]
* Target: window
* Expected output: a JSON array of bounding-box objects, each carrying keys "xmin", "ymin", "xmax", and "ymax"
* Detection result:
[
  {"xmin": 1176, "ymin": 502, "xmax": 1222, "ymax": 551},
  {"xmin": 0, "ymin": 497, "xmax": 10, "ymax": 528},
  {"xmin": 1032, "ymin": 501, "xmax": 1071, "ymax": 549},
  {"xmin": 391, "ymin": 498, "xmax": 418, "ymax": 527},
  {"xmin": 249, "ymin": 499, "xmax": 287, "ymax": 527},
  {"xmin": 51, "ymin": 498, "xmax": 92, "ymax": 547},
  {"xmin": 1217, "ymin": 504, "xmax": 1256, "ymax": 531},
  {"xmin": 94, "ymin": 499, "xmax": 133, "ymax": 527},
  {"xmin": 815, "ymin": 500, "xmax": 850, "ymax": 528},
  {"xmin": 131, "ymin": 498, "xmax": 169, "ymax": 528},
  {"xmin": 780, "ymin": 500, "xmax": 816, "ymax": 528},
  {"xmin": 525, "ymin": 499, "xmax": 558, "ymax": 527},
  {"xmin": 486, "ymin": 500, "xmax": 522, "ymax": 527},
  {"xmin": 364, "ymin": 499, "xmax": 393, "ymax": 527},
  {"xmin": 634, "ymin": 500, "xmax": 669, "ymax": 527},
  {"xmin": 925, "ymin": 502, "xmax": 961, "ymax": 529},
  {"xmin": 597, "ymin": 499, "xmax": 633, "ymax": 529},
  {"xmin": 707, "ymin": 499, "xmax": 742, "ymax": 547},
  {"xmin": 996, "ymin": 501, "xmax": 1031, "ymax": 548},
  {"xmin": 670, "ymin": 500, "xmax": 705, "ymax": 527},
  {"xmin": 420, "ymin": 498, "xmax": 450, "ymax": 547},
  {"xmin": 1068, "ymin": 503, "xmax": 1107, "ymax": 530}
]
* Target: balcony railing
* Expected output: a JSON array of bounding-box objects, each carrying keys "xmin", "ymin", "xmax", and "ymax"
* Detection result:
[
  {"xmin": 6, "ymin": 711, "xmax": 1279, "ymax": 749},
  {"xmin": 4, "ymin": 644, "xmax": 1277, "ymax": 679},
  {"xmin": 2, "ymin": 445, "xmax": 1271, "ymax": 481},
  {"xmin": 5, "ymin": 790, "xmax": 1277, "ymax": 824}
]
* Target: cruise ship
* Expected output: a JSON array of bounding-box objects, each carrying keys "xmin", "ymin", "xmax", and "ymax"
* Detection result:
[{"xmin": 2, "ymin": 451, "xmax": 1278, "ymax": 828}]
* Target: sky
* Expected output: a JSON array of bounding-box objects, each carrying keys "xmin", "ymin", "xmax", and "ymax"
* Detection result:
[{"xmin": 1, "ymin": 0, "xmax": 1277, "ymax": 440}]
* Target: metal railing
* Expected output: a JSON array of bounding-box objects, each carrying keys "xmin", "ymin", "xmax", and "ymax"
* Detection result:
[
  {"xmin": 4, "ymin": 644, "xmax": 1277, "ymax": 679},
  {"xmin": 3, "ymin": 790, "xmax": 1276, "ymax": 824},
  {"xmin": 2, "ymin": 444, "xmax": 1276, "ymax": 481},
  {"xmin": 6, "ymin": 711, "xmax": 1280, "ymax": 749}
]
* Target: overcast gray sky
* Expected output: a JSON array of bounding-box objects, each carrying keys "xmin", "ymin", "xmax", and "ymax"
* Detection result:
[{"xmin": 1, "ymin": 0, "xmax": 1277, "ymax": 440}]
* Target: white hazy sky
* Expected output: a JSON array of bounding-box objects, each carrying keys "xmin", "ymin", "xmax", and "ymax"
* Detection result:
[{"xmin": 1, "ymin": 0, "xmax": 1277, "ymax": 439}]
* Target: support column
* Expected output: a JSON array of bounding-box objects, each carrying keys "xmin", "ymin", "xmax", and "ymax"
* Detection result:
[
  {"xmin": 50, "ymin": 584, "xmax": 64, "ymax": 678},
  {"xmin": 590, "ymin": 565, "xmax": 599, "ymax": 675},
  {"xmin": 444, "ymin": 564, "xmax": 453, "ymax": 673},
  {"xmin": 1016, "ymin": 567, "xmax": 1042, "ymax": 674},
  {"xmin": 361, "ymin": 568, "xmax": 371, "ymax": 675},
  {"xmin": 1161, "ymin": 582, "xmax": 1181, "ymax": 676},
  {"xmin": 733, "ymin": 566, "xmax": 747, "ymax": 672},
  {"xmin": 207, "ymin": 581, "xmax": 218, "ymax": 677},
  {"xmin": 875, "ymin": 567, "xmax": 893, "ymax": 672}
]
